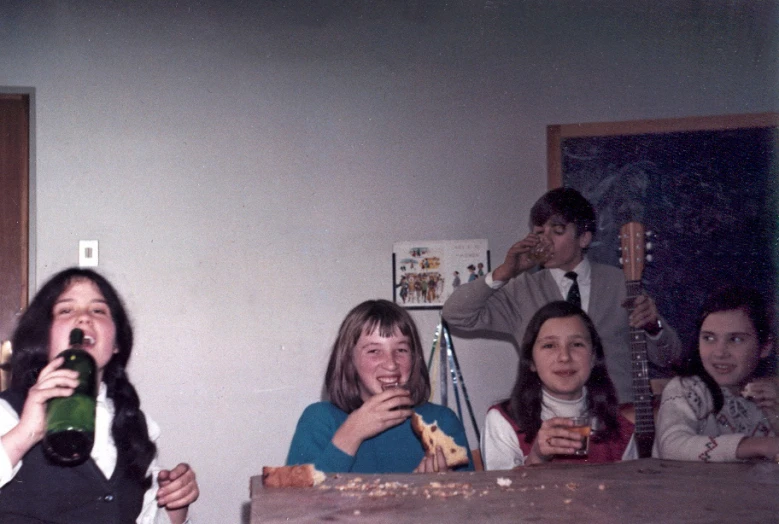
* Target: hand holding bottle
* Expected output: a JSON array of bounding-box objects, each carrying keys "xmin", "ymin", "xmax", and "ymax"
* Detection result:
[
  {"xmin": 1, "ymin": 357, "xmax": 78, "ymax": 468},
  {"xmin": 42, "ymin": 328, "xmax": 98, "ymax": 466}
]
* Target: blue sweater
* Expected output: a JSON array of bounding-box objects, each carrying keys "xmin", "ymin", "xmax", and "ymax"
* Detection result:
[{"xmin": 286, "ymin": 401, "xmax": 474, "ymax": 473}]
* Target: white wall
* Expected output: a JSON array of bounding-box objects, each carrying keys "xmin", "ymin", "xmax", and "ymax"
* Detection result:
[{"xmin": 1, "ymin": 1, "xmax": 776, "ymax": 522}]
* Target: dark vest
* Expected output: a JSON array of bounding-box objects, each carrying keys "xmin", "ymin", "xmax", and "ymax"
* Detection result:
[
  {"xmin": 492, "ymin": 401, "xmax": 635, "ymax": 464},
  {"xmin": 0, "ymin": 389, "xmax": 147, "ymax": 524}
]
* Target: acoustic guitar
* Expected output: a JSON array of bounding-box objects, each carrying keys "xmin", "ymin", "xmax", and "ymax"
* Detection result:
[{"xmin": 618, "ymin": 222, "xmax": 655, "ymax": 458}]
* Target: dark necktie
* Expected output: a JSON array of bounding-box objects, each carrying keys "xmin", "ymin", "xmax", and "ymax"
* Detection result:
[{"xmin": 565, "ymin": 271, "xmax": 581, "ymax": 308}]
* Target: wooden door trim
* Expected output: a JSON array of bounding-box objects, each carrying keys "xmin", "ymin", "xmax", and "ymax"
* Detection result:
[{"xmin": 0, "ymin": 92, "xmax": 31, "ymax": 381}]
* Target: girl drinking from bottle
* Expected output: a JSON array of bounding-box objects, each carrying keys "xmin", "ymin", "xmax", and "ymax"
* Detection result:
[
  {"xmin": 0, "ymin": 267, "xmax": 199, "ymax": 523},
  {"xmin": 286, "ymin": 299, "xmax": 473, "ymax": 473},
  {"xmin": 482, "ymin": 301, "xmax": 637, "ymax": 469},
  {"xmin": 653, "ymin": 285, "xmax": 778, "ymax": 462}
]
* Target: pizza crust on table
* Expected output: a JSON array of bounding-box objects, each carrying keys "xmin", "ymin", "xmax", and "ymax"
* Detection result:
[{"xmin": 262, "ymin": 464, "xmax": 326, "ymax": 488}]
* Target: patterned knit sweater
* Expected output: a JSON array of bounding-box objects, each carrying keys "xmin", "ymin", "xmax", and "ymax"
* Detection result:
[{"xmin": 652, "ymin": 376, "xmax": 774, "ymax": 462}]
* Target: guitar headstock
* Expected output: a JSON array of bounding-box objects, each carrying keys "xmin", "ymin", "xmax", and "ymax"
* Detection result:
[{"xmin": 619, "ymin": 222, "xmax": 648, "ymax": 282}]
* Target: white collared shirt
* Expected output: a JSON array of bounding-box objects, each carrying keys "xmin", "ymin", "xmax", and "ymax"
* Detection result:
[
  {"xmin": 547, "ymin": 258, "xmax": 591, "ymax": 312},
  {"xmin": 486, "ymin": 257, "xmax": 592, "ymax": 312}
]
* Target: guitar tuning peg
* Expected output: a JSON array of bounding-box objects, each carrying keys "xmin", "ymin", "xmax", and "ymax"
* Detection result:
[
  {"xmin": 646, "ymin": 242, "xmax": 653, "ymax": 251},
  {"xmin": 619, "ymin": 257, "xmax": 624, "ymax": 265},
  {"xmin": 645, "ymin": 230, "xmax": 654, "ymax": 238},
  {"xmin": 646, "ymin": 254, "xmax": 654, "ymax": 263}
]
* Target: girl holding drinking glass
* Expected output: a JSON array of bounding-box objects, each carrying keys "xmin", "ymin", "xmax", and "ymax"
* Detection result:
[{"xmin": 482, "ymin": 301, "xmax": 637, "ymax": 469}]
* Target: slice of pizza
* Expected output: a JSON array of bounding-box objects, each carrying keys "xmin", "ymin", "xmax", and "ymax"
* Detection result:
[{"xmin": 411, "ymin": 412, "xmax": 469, "ymax": 468}]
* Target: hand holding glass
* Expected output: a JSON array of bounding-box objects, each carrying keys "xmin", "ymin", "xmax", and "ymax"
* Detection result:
[{"xmin": 567, "ymin": 416, "xmax": 591, "ymax": 456}]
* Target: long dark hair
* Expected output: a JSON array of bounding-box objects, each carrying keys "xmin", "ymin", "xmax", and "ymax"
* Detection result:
[
  {"xmin": 503, "ymin": 301, "xmax": 620, "ymax": 443},
  {"xmin": 681, "ymin": 285, "xmax": 775, "ymax": 413},
  {"xmin": 325, "ymin": 299, "xmax": 431, "ymax": 413},
  {"xmin": 10, "ymin": 267, "xmax": 155, "ymax": 484}
]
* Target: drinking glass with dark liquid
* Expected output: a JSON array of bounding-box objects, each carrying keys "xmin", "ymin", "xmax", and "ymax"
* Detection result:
[
  {"xmin": 567, "ymin": 416, "xmax": 591, "ymax": 456},
  {"xmin": 382, "ymin": 383, "xmax": 410, "ymax": 410},
  {"xmin": 42, "ymin": 328, "xmax": 98, "ymax": 466}
]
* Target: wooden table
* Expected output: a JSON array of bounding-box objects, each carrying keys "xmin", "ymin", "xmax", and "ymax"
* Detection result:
[{"xmin": 250, "ymin": 459, "xmax": 778, "ymax": 523}]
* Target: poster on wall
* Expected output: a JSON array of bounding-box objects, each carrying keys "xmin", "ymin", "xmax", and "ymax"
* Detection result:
[{"xmin": 392, "ymin": 239, "xmax": 489, "ymax": 309}]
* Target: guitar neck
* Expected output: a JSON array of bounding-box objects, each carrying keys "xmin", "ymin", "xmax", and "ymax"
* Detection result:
[{"xmin": 626, "ymin": 280, "xmax": 655, "ymax": 437}]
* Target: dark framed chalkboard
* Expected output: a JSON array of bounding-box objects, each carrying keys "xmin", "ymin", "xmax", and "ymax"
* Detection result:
[{"xmin": 547, "ymin": 113, "xmax": 778, "ymax": 367}]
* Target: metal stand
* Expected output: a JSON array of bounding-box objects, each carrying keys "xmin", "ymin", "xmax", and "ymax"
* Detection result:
[{"xmin": 427, "ymin": 318, "xmax": 480, "ymax": 443}]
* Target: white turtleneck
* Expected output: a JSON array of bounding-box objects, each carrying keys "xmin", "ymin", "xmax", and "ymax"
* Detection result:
[{"xmin": 481, "ymin": 388, "xmax": 636, "ymax": 470}]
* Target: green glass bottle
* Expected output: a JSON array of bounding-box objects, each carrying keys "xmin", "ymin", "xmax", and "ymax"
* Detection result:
[{"xmin": 42, "ymin": 328, "xmax": 97, "ymax": 466}]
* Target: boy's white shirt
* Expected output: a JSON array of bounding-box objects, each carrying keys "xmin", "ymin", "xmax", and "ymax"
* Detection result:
[{"xmin": 486, "ymin": 257, "xmax": 592, "ymax": 312}]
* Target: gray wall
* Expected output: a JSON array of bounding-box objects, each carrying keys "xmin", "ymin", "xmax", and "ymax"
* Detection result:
[{"xmin": 1, "ymin": 1, "xmax": 776, "ymax": 522}]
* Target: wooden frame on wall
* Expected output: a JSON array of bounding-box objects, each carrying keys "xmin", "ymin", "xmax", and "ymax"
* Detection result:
[
  {"xmin": 546, "ymin": 113, "xmax": 778, "ymax": 359},
  {"xmin": 0, "ymin": 93, "xmax": 31, "ymax": 390},
  {"xmin": 547, "ymin": 113, "xmax": 779, "ymax": 188}
]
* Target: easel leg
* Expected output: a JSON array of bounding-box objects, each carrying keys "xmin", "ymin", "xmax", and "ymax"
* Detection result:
[
  {"xmin": 428, "ymin": 319, "xmax": 481, "ymax": 447},
  {"xmin": 442, "ymin": 322, "xmax": 481, "ymax": 443}
]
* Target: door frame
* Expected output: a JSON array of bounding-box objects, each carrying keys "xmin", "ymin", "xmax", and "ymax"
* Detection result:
[{"xmin": 0, "ymin": 88, "xmax": 35, "ymax": 388}]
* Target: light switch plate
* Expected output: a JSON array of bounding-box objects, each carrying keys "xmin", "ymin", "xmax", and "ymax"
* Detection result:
[{"xmin": 79, "ymin": 240, "xmax": 99, "ymax": 267}]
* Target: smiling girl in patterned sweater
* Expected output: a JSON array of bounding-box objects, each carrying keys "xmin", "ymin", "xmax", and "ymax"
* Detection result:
[{"xmin": 653, "ymin": 285, "xmax": 778, "ymax": 462}]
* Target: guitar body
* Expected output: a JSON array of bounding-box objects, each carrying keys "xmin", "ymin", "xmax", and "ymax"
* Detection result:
[
  {"xmin": 619, "ymin": 408, "xmax": 655, "ymax": 459},
  {"xmin": 618, "ymin": 222, "xmax": 656, "ymax": 458}
]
